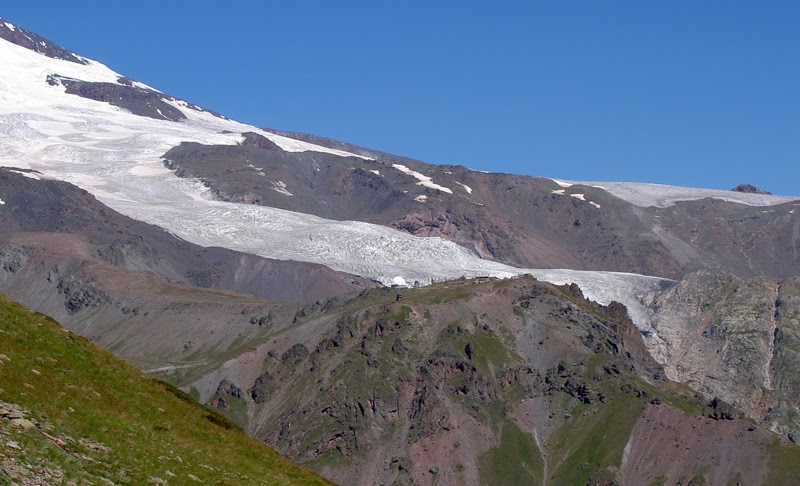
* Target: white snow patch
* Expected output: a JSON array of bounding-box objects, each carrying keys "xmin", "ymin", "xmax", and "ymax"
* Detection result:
[
  {"xmin": 0, "ymin": 198, "xmax": 4, "ymax": 205},
  {"xmin": 270, "ymin": 181, "xmax": 293, "ymax": 196},
  {"xmin": 414, "ymin": 195, "xmax": 428, "ymax": 203},
  {"xmin": 551, "ymin": 189, "xmax": 566, "ymax": 196},
  {"xmin": 589, "ymin": 201, "xmax": 601, "ymax": 209},
  {"xmin": 369, "ymin": 169, "xmax": 380, "ymax": 176},
  {"xmin": 132, "ymin": 80, "xmax": 160, "ymax": 92},
  {"xmin": 555, "ymin": 179, "xmax": 800, "ymax": 208},
  {"xmin": 570, "ymin": 193, "xmax": 586, "ymax": 201},
  {"xmin": 391, "ymin": 276, "xmax": 407, "ymax": 287},
  {"xmin": 4, "ymin": 168, "xmax": 42, "ymax": 180},
  {"xmin": 455, "ymin": 181, "xmax": 473, "ymax": 194},
  {"xmin": 392, "ymin": 164, "xmax": 453, "ymax": 194},
  {"xmin": 245, "ymin": 164, "xmax": 266, "ymax": 176},
  {"xmin": 3, "ymin": 22, "xmax": 15, "ymax": 32},
  {"xmin": 552, "ymin": 179, "xmax": 573, "ymax": 188}
]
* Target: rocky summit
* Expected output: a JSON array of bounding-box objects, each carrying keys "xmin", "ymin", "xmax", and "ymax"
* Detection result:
[{"xmin": 1, "ymin": 15, "xmax": 799, "ymax": 485}]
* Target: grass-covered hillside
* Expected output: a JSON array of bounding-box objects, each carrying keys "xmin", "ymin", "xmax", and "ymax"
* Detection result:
[{"xmin": 0, "ymin": 295, "xmax": 331, "ymax": 485}]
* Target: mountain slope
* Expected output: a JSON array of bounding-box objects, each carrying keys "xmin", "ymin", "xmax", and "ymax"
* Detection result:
[
  {"xmin": 0, "ymin": 167, "xmax": 373, "ymax": 303},
  {"xmin": 0, "ymin": 295, "xmax": 331, "ymax": 485},
  {"xmin": 2, "ymin": 15, "xmax": 798, "ymax": 292},
  {"xmin": 162, "ymin": 133, "xmax": 800, "ymax": 280},
  {"xmin": 188, "ymin": 276, "xmax": 800, "ymax": 485},
  {"xmin": 2, "ymin": 16, "xmax": 800, "ymax": 486},
  {"xmin": 645, "ymin": 271, "xmax": 800, "ymax": 440}
]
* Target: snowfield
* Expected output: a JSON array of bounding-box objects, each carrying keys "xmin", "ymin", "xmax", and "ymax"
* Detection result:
[
  {"xmin": 552, "ymin": 179, "xmax": 800, "ymax": 208},
  {"xmin": 0, "ymin": 33, "xmax": 674, "ymax": 330}
]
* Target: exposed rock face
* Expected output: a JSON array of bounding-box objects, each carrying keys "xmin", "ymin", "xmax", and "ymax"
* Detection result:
[
  {"xmin": 188, "ymin": 277, "xmax": 693, "ymax": 485},
  {"xmin": 210, "ymin": 380, "xmax": 243, "ymax": 411},
  {"xmin": 161, "ymin": 138, "xmax": 800, "ymax": 280},
  {"xmin": 47, "ymin": 74, "xmax": 187, "ymax": 122},
  {"xmin": 0, "ymin": 17, "xmax": 87, "ymax": 64},
  {"xmin": 56, "ymin": 275, "xmax": 114, "ymax": 314},
  {"xmin": 645, "ymin": 271, "xmax": 800, "ymax": 438},
  {"xmin": 732, "ymin": 184, "xmax": 772, "ymax": 195}
]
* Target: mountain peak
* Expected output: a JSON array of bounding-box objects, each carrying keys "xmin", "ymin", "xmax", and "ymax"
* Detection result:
[{"xmin": 731, "ymin": 183, "xmax": 772, "ymax": 195}]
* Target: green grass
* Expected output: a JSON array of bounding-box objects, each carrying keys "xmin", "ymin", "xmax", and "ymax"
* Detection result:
[
  {"xmin": 547, "ymin": 374, "xmax": 647, "ymax": 485},
  {"xmin": 0, "ymin": 296, "xmax": 331, "ymax": 485},
  {"xmin": 765, "ymin": 438, "xmax": 800, "ymax": 485},
  {"xmin": 478, "ymin": 419, "xmax": 544, "ymax": 486}
]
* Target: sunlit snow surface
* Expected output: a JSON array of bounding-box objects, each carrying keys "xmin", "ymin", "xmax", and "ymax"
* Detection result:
[
  {"xmin": 0, "ymin": 35, "xmax": 674, "ymax": 330},
  {"xmin": 552, "ymin": 179, "xmax": 799, "ymax": 208}
]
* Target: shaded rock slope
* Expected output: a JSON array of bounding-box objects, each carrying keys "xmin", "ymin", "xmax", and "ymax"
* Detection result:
[
  {"xmin": 0, "ymin": 168, "xmax": 374, "ymax": 304},
  {"xmin": 162, "ymin": 133, "xmax": 800, "ymax": 280}
]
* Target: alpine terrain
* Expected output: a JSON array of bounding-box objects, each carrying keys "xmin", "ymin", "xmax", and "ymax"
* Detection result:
[{"xmin": 1, "ymin": 17, "xmax": 799, "ymax": 485}]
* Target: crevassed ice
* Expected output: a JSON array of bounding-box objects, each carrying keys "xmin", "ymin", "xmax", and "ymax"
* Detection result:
[{"xmin": 0, "ymin": 36, "xmax": 672, "ymax": 330}]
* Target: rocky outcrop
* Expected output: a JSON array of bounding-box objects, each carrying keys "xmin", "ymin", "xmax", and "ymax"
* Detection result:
[
  {"xmin": 47, "ymin": 75, "xmax": 187, "ymax": 122},
  {"xmin": 732, "ymin": 184, "xmax": 772, "ymax": 194},
  {"xmin": 210, "ymin": 380, "xmax": 243, "ymax": 412},
  {"xmin": 189, "ymin": 277, "xmax": 741, "ymax": 485},
  {"xmin": 0, "ymin": 17, "xmax": 87, "ymax": 64},
  {"xmin": 645, "ymin": 271, "xmax": 800, "ymax": 439},
  {"xmin": 56, "ymin": 275, "xmax": 114, "ymax": 314}
]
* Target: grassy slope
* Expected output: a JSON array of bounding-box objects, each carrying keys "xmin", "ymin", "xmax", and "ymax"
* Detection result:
[{"xmin": 0, "ymin": 295, "xmax": 331, "ymax": 485}]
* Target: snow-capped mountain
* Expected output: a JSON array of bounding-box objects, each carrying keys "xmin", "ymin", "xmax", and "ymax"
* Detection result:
[
  {"xmin": 0, "ymin": 17, "xmax": 682, "ymax": 328},
  {"xmin": 2, "ymin": 17, "xmax": 800, "ymax": 485},
  {"xmin": 1, "ymin": 16, "xmax": 798, "ymax": 332}
]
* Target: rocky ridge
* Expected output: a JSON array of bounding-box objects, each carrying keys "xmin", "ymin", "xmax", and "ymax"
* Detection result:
[
  {"xmin": 161, "ymin": 135, "xmax": 800, "ymax": 281},
  {"xmin": 192, "ymin": 276, "xmax": 800, "ymax": 485}
]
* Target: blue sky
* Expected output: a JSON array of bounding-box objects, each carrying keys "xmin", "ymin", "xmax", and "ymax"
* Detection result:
[{"xmin": 3, "ymin": 2, "xmax": 799, "ymax": 195}]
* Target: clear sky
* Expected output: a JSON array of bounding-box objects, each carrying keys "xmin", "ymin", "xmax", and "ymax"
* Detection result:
[{"xmin": 3, "ymin": 2, "xmax": 799, "ymax": 195}]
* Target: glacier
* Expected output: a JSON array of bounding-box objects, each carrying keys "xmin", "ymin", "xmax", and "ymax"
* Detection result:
[{"xmin": 0, "ymin": 32, "xmax": 673, "ymax": 331}]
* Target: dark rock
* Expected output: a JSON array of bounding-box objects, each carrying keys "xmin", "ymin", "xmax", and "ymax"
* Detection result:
[
  {"xmin": 57, "ymin": 276, "xmax": 114, "ymax": 314},
  {"xmin": 241, "ymin": 132, "xmax": 282, "ymax": 150},
  {"xmin": 47, "ymin": 75, "xmax": 187, "ymax": 122},
  {"xmin": 282, "ymin": 344, "xmax": 310, "ymax": 366},
  {"xmin": 210, "ymin": 380, "xmax": 243, "ymax": 411},
  {"xmin": 391, "ymin": 338, "xmax": 408, "ymax": 355},
  {"xmin": 465, "ymin": 342, "xmax": 476, "ymax": 360},
  {"xmin": 606, "ymin": 301, "xmax": 631, "ymax": 323},
  {"xmin": 249, "ymin": 372, "xmax": 275, "ymax": 404},
  {"xmin": 568, "ymin": 282, "xmax": 585, "ymax": 300},
  {"xmin": 731, "ymin": 184, "xmax": 772, "ymax": 195},
  {"xmin": 250, "ymin": 315, "xmax": 272, "ymax": 327},
  {"xmin": 0, "ymin": 18, "xmax": 87, "ymax": 64}
]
